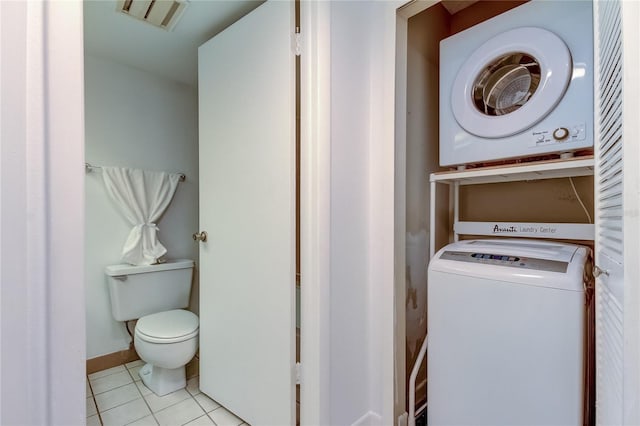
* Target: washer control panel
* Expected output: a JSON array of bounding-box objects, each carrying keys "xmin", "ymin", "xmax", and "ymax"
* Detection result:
[
  {"xmin": 440, "ymin": 250, "xmax": 568, "ymax": 273},
  {"xmin": 530, "ymin": 123, "xmax": 586, "ymax": 147}
]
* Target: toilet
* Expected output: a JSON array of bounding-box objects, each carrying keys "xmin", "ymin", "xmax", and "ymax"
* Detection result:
[{"xmin": 105, "ymin": 259, "xmax": 199, "ymax": 396}]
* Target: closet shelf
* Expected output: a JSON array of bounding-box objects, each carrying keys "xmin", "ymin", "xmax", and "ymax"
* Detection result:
[{"xmin": 430, "ymin": 155, "xmax": 594, "ymax": 185}]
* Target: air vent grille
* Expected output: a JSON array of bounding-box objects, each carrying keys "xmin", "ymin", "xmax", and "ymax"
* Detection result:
[{"xmin": 116, "ymin": 0, "xmax": 188, "ymax": 31}]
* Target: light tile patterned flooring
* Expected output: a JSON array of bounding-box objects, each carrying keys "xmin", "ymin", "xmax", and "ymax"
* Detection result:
[{"xmin": 87, "ymin": 360, "xmax": 249, "ymax": 426}]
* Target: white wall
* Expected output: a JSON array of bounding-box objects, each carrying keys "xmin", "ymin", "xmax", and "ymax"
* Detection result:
[
  {"xmin": 329, "ymin": 2, "xmax": 396, "ymax": 424},
  {"xmin": 329, "ymin": 2, "xmax": 372, "ymax": 423},
  {"xmin": 403, "ymin": 4, "xmax": 450, "ymax": 408},
  {"xmin": 84, "ymin": 54, "xmax": 199, "ymax": 359},
  {"xmin": 368, "ymin": 3, "xmax": 398, "ymax": 424}
]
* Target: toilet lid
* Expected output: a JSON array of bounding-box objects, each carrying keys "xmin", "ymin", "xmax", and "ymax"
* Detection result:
[{"xmin": 136, "ymin": 309, "xmax": 199, "ymax": 342}]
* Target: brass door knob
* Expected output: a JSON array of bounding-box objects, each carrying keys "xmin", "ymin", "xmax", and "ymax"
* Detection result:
[{"xmin": 193, "ymin": 231, "xmax": 208, "ymax": 242}]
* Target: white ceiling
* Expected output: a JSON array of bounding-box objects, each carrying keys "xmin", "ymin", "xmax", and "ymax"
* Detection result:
[{"xmin": 83, "ymin": 0, "xmax": 263, "ymax": 86}]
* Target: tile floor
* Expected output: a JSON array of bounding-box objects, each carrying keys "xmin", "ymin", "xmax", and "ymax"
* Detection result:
[{"xmin": 87, "ymin": 360, "xmax": 249, "ymax": 426}]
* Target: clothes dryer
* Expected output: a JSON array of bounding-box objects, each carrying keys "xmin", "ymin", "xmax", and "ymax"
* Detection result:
[{"xmin": 439, "ymin": 0, "xmax": 593, "ymax": 167}]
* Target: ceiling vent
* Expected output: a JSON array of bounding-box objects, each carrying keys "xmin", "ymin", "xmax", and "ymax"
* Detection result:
[{"xmin": 116, "ymin": 0, "xmax": 189, "ymax": 31}]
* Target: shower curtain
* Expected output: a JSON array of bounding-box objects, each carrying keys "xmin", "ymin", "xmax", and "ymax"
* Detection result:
[{"xmin": 102, "ymin": 166, "xmax": 181, "ymax": 266}]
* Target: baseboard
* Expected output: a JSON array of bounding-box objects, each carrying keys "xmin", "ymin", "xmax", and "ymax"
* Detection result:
[
  {"xmin": 352, "ymin": 411, "xmax": 382, "ymax": 426},
  {"xmin": 398, "ymin": 412, "xmax": 409, "ymax": 426},
  {"xmin": 86, "ymin": 346, "xmax": 139, "ymax": 375}
]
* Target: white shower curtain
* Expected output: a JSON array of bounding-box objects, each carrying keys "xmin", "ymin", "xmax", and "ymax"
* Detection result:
[{"xmin": 102, "ymin": 167, "xmax": 181, "ymax": 266}]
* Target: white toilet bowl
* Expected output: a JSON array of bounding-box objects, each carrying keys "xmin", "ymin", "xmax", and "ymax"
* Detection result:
[{"xmin": 134, "ymin": 309, "xmax": 199, "ymax": 396}]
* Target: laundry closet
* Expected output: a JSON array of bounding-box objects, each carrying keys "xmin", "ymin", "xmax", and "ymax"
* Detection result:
[{"xmin": 393, "ymin": 0, "xmax": 638, "ymax": 424}]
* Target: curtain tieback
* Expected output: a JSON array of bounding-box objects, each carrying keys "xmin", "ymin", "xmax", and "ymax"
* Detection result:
[{"xmin": 135, "ymin": 223, "xmax": 159, "ymax": 231}]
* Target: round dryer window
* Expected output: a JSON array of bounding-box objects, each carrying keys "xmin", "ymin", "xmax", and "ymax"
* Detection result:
[
  {"xmin": 450, "ymin": 27, "xmax": 572, "ymax": 139},
  {"xmin": 472, "ymin": 52, "xmax": 541, "ymax": 116}
]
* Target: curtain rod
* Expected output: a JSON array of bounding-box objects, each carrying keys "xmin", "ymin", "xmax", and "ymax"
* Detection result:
[{"xmin": 85, "ymin": 162, "xmax": 186, "ymax": 182}]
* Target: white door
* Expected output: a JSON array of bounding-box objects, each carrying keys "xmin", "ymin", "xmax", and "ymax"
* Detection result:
[
  {"xmin": 593, "ymin": 0, "xmax": 623, "ymax": 422},
  {"xmin": 593, "ymin": 0, "xmax": 640, "ymax": 424},
  {"xmin": 197, "ymin": 2, "xmax": 296, "ymax": 425}
]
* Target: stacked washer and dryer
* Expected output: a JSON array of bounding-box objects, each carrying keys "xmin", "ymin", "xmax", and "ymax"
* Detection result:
[{"xmin": 428, "ymin": 1, "xmax": 593, "ymax": 425}]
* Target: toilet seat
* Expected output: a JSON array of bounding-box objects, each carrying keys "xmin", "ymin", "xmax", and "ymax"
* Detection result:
[{"xmin": 135, "ymin": 309, "xmax": 199, "ymax": 344}]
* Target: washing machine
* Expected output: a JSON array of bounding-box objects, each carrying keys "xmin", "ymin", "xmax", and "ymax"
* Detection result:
[
  {"xmin": 427, "ymin": 239, "xmax": 588, "ymax": 425},
  {"xmin": 439, "ymin": 1, "xmax": 593, "ymax": 167}
]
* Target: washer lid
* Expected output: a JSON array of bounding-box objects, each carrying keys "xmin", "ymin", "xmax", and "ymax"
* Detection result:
[
  {"xmin": 451, "ymin": 27, "xmax": 572, "ymax": 138},
  {"xmin": 429, "ymin": 239, "xmax": 589, "ymax": 292},
  {"xmin": 455, "ymin": 239, "xmax": 579, "ymax": 262},
  {"xmin": 136, "ymin": 309, "xmax": 199, "ymax": 340}
]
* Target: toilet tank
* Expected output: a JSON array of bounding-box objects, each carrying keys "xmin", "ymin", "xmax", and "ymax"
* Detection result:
[{"xmin": 106, "ymin": 259, "xmax": 194, "ymax": 321}]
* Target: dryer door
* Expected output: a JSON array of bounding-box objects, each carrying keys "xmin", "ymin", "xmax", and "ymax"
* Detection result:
[{"xmin": 451, "ymin": 27, "xmax": 572, "ymax": 138}]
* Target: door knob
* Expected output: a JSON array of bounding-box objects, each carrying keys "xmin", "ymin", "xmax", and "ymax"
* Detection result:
[
  {"xmin": 193, "ymin": 231, "xmax": 207, "ymax": 242},
  {"xmin": 593, "ymin": 265, "xmax": 609, "ymax": 278}
]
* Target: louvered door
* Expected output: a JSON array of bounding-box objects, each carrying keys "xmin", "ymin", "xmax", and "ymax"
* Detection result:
[{"xmin": 593, "ymin": 0, "xmax": 640, "ymax": 424}]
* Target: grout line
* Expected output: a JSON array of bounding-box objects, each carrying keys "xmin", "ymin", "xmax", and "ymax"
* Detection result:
[
  {"xmin": 87, "ymin": 376, "xmax": 95, "ymax": 395},
  {"xmin": 134, "ymin": 379, "xmax": 195, "ymax": 421},
  {"xmin": 191, "ymin": 388, "xmax": 210, "ymax": 414},
  {"xmin": 182, "ymin": 379, "xmax": 217, "ymax": 426},
  {"xmin": 97, "ymin": 395, "xmax": 146, "ymax": 417},
  {"xmin": 96, "ymin": 383, "xmax": 146, "ymax": 413},
  {"xmin": 201, "ymin": 409, "xmax": 219, "ymax": 426},
  {"xmin": 93, "ymin": 365, "xmax": 147, "ymax": 421},
  {"xmin": 177, "ymin": 409, "xmax": 213, "ymax": 426},
  {"xmin": 122, "ymin": 411, "xmax": 152, "ymax": 426},
  {"xmin": 139, "ymin": 396, "xmax": 160, "ymax": 425},
  {"xmin": 123, "ymin": 365, "xmax": 158, "ymax": 426},
  {"xmin": 92, "ymin": 363, "xmax": 225, "ymax": 426},
  {"xmin": 149, "ymin": 394, "xmax": 194, "ymax": 416},
  {"xmin": 87, "ymin": 375, "xmax": 105, "ymax": 426},
  {"xmin": 92, "ymin": 378, "xmax": 136, "ymax": 397},
  {"xmin": 127, "ymin": 367, "xmax": 140, "ymax": 382},
  {"xmin": 88, "ymin": 365, "xmax": 128, "ymax": 382},
  {"xmin": 125, "ymin": 372, "xmax": 152, "ymax": 424}
]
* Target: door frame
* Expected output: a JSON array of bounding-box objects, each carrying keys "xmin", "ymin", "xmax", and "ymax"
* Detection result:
[
  {"xmin": 0, "ymin": 0, "xmax": 86, "ymax": 424},
  {"xmin": 619, "ymin": 2, "xmax": 640, "ymax": 422},
  {"xmin": 299, "ymin": 1, "xmax": 331, "ymax": 424},
  {"xmin": 1, "ymin": 0, "xmax": 329, "ymax": 424},
  {"xmin": 392, "ymin": 0, "xmax": 640, "ymax": 424}
]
